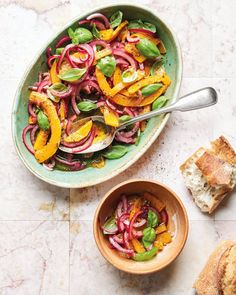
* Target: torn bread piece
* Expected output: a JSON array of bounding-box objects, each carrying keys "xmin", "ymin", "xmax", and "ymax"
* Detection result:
[
  {"xmin": 194, "ymin": 240, "xmax": 236, "ymax": 295},
  {"xmin": 180, "ymin": 136, "xmax": 236, "ymax": 213}
]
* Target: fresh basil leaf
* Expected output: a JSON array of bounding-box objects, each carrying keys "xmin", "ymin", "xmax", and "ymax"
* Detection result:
[
  {"xmin": 58, "ymin": 68, "xmax": 86, "ymax": 82},
  {"xmin": 142, "ymin": 238, "xmax": 152, "ymax": 249},
  {"xmin": 128, "ymin": 19, "xmax": 143, "ymax": 29},
  {"xmin": 141, "ymin": 83, "xmax": 162, "ymax": 96},
  {"xmin": 136, "ymin": 38, "xmax": 160, "ymax": 59},
  {"xmin": 143, "ymin": 227, "xmax": 156, "ymax": 242},
  {"xmin": 77, "ymin": 101, "xmax": 98, "ymax": 112},
  {"xmin": 119, "ymin": 115, "xmax": 132, "ymax": 123},
  {"xmin": 128, "ymin": 19, "xmax": 156, "ymax": 33},
  {"xmin": 110, "ymin": 10, "xmax": 123, "ymax": 28},
  {"xmin": 49, "ymin": 82, "xmax": 68, "ymax": 92},
  {"xmin": 103, "ymin": 145, "xmax": 128, "ymax": 159},
  {"xmin": 68, "ymin": 27, "xmax": 93, "ymax": 44},
  {"xmin": 55, "ymin": 47, "xmax": 64, "ymax": 55},
  {"xmin": 74, "ymin": 27, "xmax": 93, "ymax": 44},
  {"xmin": 143, "ymin": 21, "xmax": 156, "ymax": 33},
  {"xmin": 103, "ymin": 216, "xmax": 118, "ymax": 234},
  {"xmin": 92, "ymin": 24, "xmax": 100, "ymax": 39},
  {"xmin": 133, "ymin": 247, "xmax": 157, "ymax": 261},
  {"xmin": 37, "ymin": 110, "xmax": 50, "ymax": 131},
  {"xmin": 152, "ymin": 95, "xmax": 168, "ymax": 110},
  {"xmin": 147, "ymin": 210, "xmax": 158, "ymax": 228},
  {"xmin": 97, "ymin": 55, "xmax": 116, "ymax": 77}
]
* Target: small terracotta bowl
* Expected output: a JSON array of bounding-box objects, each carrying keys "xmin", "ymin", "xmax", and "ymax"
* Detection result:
[{"xmin": 93, "ymin": 179, "xmax": 189, "ymax": 274}]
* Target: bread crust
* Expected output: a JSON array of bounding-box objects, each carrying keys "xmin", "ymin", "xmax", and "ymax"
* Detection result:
[
  {"xmin": 180, "ymin": 136, "xmax": 236, "ymax": 213},
  {"xmin": 195, "ymin": 152, "xmax": 232, "ymax": 186},
  {"xmin": 194, "ymin": 241, "xmax": 235, "ymax": 295},
  {"xmin": 211, "ymin": 136, "xmax": 236, "ymax": 165}
]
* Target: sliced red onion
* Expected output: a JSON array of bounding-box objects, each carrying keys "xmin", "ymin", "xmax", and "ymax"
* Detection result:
[
  {"xmin": 126, "ymin": 31, "xmax": 140, "ymax": 44},
  {"xmin": 132, "ymin": 229, "xmax": 143, "ymax": 238},
  {"xmin": 109, "ymin": 236, "xmax": 134, "ymax": 255},
  {"xmin": 115, "ymin": 133, "xmax": 136, "ymax": 144},
  {"xmin": 122, "ymin": 195, "xmax": 128, "ymax": 213},
  {"xmin": 37, "ymin": 78, "xmax": 51, "ymax": 93},
  {"xmin": 46, "ymin": 47, "xmax": 52, "ymax": 58},
  {"xmin": 68, "ymin": 127, "xmax": 96, "ymax": 154},
  {"xmin": 113, "ymin": 235, "xmax": 124, "ymax": 244},
  {"xmin": 115, "ymin": 58, "xmax": 129, "ymax": 67},
  {"xmin": 49, "ymin": 84, "xmax": 73, "ymax": 98},
  {"xmin": 117, "ymin": 213, "xmax": 129, "ymax": 232},
  {"xmin": 66, "ymin": 114, "xmax": 77, "ymax": 136},
  {"xmin": 22, "ymin": 125, "xmax": 35, "ymax": 155},
  {"xmin": 91, "ymin": 19, "xmax": 106, "ymax": 30},
  {"xmin": 43, "ymin": 158, "xmax": 56, "ymax": 171},
  {"xmin": 124, "ymin": 107, "xmax": 135, "ymax": 117},
  {"xmin": 119, "ymin": 122, "xmax": 140, "ymax": 138},
  {"xmin": 55, "ymin": 36, "xmax": 71, "ymax": 48},
  {"xmin": 47, "ymin": 55, "xmax": 60, "ymax": 68},
  {"xmin": 30, "ymin": 125, "xmax": 39, "ymax": 145},
  {"xmin": 123, "ymin": 231, "xmax": 131, "ymax": 251},
  {"xmin": 128, "ymin": 210, "xmax": 142, "ymax": 240},
  {"xmin": 65, "ymin": 50, "xmax": 78, "ymax": 68},
  {"xmin": 77, "ymin": 44, "xmax": 95, "ymax": 68},
  {"xmin": 89, "ymin": 40, "xmax": 108, "ymax": 48},
  {"xmin": 62, "ymin": 131, "xmax": 91, "ymax": 148},
  {"xmin": 87, "ymin": 13, "xmax": 110, "ymax": 29},
  {"xmin": 113, "ymin": 49, "xmax": 138, "ymax": 70},
  {"xmin": 133, "ymin": 218, "xmax": 146, "ymax": 228},
  {"xmin": 96, "ymin": 100, "xmax": 105, "ymax": 108},
  {"xmin": 56, "ymin": 44, "xmax": 77, "ymax": 73},
  {"xmin": 70, "ymin": 53, "xmax": 89, "ymax": 64},
  {"xmin": 111, "ymin": 42, "xmax": 125, "ymax": 49},
  {"xmin": 28, "ymin": 102, "xmax": 37, "ymax": 117},
  {"xmin": 105, "ymin": 100, "xmax": 123, "ymax": 115},
  {"xmin": 129, "ymin": 28, "xmax": 156, "ymax": 37},
  {"xmin": 160, "ymin": 209, "xmax": 168, "ymax": 225},
  {"xmin": 116, "ymin": 201, "xmax": 123, "ymax": 218},
  {"xmin": 55, "ymin": 156, "xmax": 81, "ymax": 167}
]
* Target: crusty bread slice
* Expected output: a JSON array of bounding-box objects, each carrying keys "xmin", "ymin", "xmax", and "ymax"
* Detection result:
[
  {"xmin": 194, "ymin": 240, "xmax": 236, "ymax": 295},
  {"xmin": 180, "ymin": 136, "xmax": 236, "ymax": 213}
]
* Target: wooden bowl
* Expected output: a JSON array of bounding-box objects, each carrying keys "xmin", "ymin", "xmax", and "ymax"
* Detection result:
[{"xmin": 93, "ymin": 179, "xmax": 189, "ymax": 274}]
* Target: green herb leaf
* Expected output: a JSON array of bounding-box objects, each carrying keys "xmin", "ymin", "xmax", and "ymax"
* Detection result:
[
  {"xmin": 77, "ymin": 101, "xmax": 98, "ymax": 112},
  {"xmin": 49, "ymin": 82, "xmax": 68, "ymax": 92},
  {"xmin": 152, "ymin": 95, "xmax": 168, "ymax": 110},
  {"xmin": 68, "ymin": 27, "xmax": 93, "ymax": 44},
  {"xmin": 97, "ymin": 55, "xmax": 116, "ymax": 77},
  {"xmin": 142, "ymin": 227, "xmax": 156, "ymax": 243},
  {"xmin": 121, "ymin": 67, "xmax": 138, "ymax": 83},
  {"xmin": 141, "ymin": 83, "xmax": 162, "ymax": 96},
  {"xmin": 147, "ymin": 210, "xmax": 159, "ymax": 228},
  {"xmin": 136, "ymin": 38, "xmax": 160, "ymax": 59},
  {"xmin": 103, "ymin": 145, "xmax": 128, "ymax": 159},
  {"xmin": 110, "ymin": 11, "xmax": 123, "ymax": 28},
  {"xmin": 128, "ymin": 19, "xmax": 156, "ymax": 33},
  {"xmin": 119, "ymin": 115, "xmax": 132, "ymax": 123},
  {"xmin": 133, "ymin": 247, "xmax": 158, "ymax": 261},
  {"xmin": 92, "ymin": 24, "xmax": 100, "ymax": 39},
  {"xmin": 55, "ymin": 47, "xmax": 64, "ymax": 55},
  {"xmin": 103, "ymin": 216, "xmax": 118, "ymax": 234},
  {"xmin": 142, "ymin": 238, "xmax": 152, "ymax": 249},
  {"xmin": 58, "ymin": 68, "xmax": 86, "ymax": 82},
  {"xmin": 143, "ymin": 21, "xmax": 156, "ymax": 33},
  {"xmin": 37, "ymin": 110, "xmax": 50, "ymax": 131}
]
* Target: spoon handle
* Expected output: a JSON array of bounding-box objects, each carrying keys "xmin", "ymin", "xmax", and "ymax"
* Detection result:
[{"xmin": 118, "ymin": 87, "xmax": 218, "ymax": 131}]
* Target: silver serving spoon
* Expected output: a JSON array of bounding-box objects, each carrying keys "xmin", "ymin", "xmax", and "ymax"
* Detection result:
[{"xmin": 59, "ymin": 87, "xmax": 218, "ymax": 154}]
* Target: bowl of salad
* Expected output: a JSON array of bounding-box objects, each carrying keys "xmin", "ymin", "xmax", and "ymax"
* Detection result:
[
  {"xmin": 12, "ymin": 4, "xmax": 182, "ymax": 187},
  {"xmin": 93, "ymin": 179, "xmax": 188, "ymax": 274}
]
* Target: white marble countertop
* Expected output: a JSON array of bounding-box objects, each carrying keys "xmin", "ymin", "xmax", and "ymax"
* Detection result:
[{"xmin": 0, "ymin": 0, "xmax": 236, "ymax": 294}]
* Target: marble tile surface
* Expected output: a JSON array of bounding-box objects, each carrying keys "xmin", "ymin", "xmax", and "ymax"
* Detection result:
[{"xmin": 0, "ymin": 0, "xmax": 236, "ymax": 294}]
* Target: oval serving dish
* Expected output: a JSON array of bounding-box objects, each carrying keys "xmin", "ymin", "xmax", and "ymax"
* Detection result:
[{"xmin": 12, "ymin": 4, "xmax": 182, "ymax": 188}]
